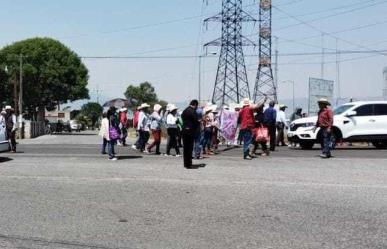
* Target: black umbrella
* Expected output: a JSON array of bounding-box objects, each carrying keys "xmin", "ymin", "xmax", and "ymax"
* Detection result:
[{"xmin": 103, "ymin": 98, "xmax": 138, "ymax": 108}]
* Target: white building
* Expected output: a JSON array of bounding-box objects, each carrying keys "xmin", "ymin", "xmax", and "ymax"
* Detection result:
[{"xmin": 384, "ymin": 67, "xmax": 387, "ymax": 100}]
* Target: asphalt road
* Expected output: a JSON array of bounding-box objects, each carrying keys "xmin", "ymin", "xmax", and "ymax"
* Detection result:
[{"xmin": 0, "ymin": 132, "xmax": 387, "ymax": 249}]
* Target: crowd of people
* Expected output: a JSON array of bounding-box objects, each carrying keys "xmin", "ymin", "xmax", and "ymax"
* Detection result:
[
  {"xmin": 97, "ymin": 96, "xmax": 334, "ymax": 167},
  {"xmin": 0, "ymin": 97, "xmax": 333, "ymax": 164}
]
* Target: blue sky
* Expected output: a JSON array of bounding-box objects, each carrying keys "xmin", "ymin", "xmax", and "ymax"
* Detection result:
[{"xmin": 1, "ymin": 0, "xmax": 386, "ymax": 107}]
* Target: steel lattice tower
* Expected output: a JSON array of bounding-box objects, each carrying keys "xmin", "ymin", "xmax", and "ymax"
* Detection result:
[
  {"xmin": 253, "ymin": 0, "xmax": 277, "ymax": 102},
  {"xmin": 204, "ymin": 0, "xmax": 256, "ymax": 106}
]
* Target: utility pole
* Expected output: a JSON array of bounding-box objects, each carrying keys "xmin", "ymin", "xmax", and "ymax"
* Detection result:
[
  {"xmin": 336, "ymin": 38, "xmax": 341, "ymax": 105},
  {"xmin": 198, "ymin": 55, "xmax": 202, "ymax": 103},
  {"xmin": 274, "ymin": 36, "xmax": 279, "ymax": 97},
  {"xmin": 321, "ymin": 33, "xmax": 325, "ymax": 79},
  {"xmin": 19, "ymin": 54, "xmax": 23, "ymax": 121},
  {"xmin": 96, "ymin": 84, "xmax": 100, "ymax": 104}
]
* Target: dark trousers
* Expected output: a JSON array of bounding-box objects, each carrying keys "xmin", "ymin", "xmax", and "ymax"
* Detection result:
[
  {"xmin": 276, "ymin": 123, "xmax": 286, "ymax": 146},
  {"xmin": 138, "ymin": 130, "xmax": 150, "ymax": 152},
  {"xmin": 166, "ymin": 128, "xmax": 180, "ymax": 155},
  {"xmin": 148, "ymin": 130, "xmax": 161, "ymax": 153},
  {"xmin": 6, "ymin": 130, "xmax": 16, "ymax": 152},
  {"xmin": 321, "ymin": 128, "xmax": 332, "ymax": 156},
  {"xmin": 182, "ymin": 130, "xmax": 195, "ymax": 167},
  {"xmin": 120, "ymin": 127, "xmax": 128, "ymax": 145},
  {"xmin": 268, "ymin": 124, "xmax": 276, "ymax": 151}
]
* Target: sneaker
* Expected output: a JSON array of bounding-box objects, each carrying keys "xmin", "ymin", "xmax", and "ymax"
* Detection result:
[
  {"xmin": 109, "ymin": 157, "xmax": 118, "ymax": 161},
  {"xmin": 261, "ymin": 153, "xmax": 268, "ymax": 157},
  {"xmin": 131, "ymin": 145, "xmax": 137, "ymax": 150},
  {"xmin": 165, "ymin": 154, "xmax": 171, "ymax": 157},
  {"xmin": 175, "ymin": 154, "xmax": 182, "ymax": 158},
  {"xmin": 319, "ymin": 154, "xmax": 330, "ymax": 159},
  {"xmin": 244, "ymin": 156, "xmax": 253, "ymax": 160},
  {"xmin": 144, "ymin": 149, "xmax": 150, "ymax": 154}
]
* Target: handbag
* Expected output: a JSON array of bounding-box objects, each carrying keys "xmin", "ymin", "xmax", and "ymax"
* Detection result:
[
  {"xmin": 109, "ymin": 126, "xmax": 120, "ymax": 140},
  {"xmin": 255, "ymin": 126, "xmax": 269, "ymax": 142}
]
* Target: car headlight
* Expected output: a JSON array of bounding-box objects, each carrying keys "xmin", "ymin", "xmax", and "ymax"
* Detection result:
[{"xmin": 302, "ymin": 122, "xmax": 316, "ymax": 128}]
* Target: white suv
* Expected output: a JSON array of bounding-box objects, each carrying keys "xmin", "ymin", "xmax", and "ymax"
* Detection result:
[
  {"xmin": 0, "ymin": 122, "xmax": 9, "ymax": 152},
  {"xmin": 287, "ymin": 101, "xmax": 387, "ymax": 150}
]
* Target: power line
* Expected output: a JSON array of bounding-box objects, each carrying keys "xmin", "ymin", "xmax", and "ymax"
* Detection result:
[
  {"xmin": 275, "ymin": 0, "xmax": 387, "ymax": 32},
  {"xmin": 273, "ymin": 5, "xmax": 387, "ymax": 56},
  {"xmin": 276, "ymin": 0, "xmax": 380, "ymax": 21},
  {"xmin": 279, "ymin": 19, "xmax": 387, "ymax": 44},
  {"xmin": 79, "ymin": 49, "xmax": 387, "ymax": 60}
]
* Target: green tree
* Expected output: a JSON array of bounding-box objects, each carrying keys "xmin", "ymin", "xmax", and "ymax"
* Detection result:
[
  {"xmin": 0, "ymin": 37, "xmax": 89, "ymax": 120},
  {"xmin": 79, "ymin": 102, "xmax": 103, "ymax": 129},
  {"xmin": 124, "ymin": 82, "xmax": 158, "ymax": 108}
]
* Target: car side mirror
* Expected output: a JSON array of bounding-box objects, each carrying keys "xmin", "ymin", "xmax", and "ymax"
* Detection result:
[{"xmin": 346, "ymin": 110, "xmax": 357, "ymax": 117}]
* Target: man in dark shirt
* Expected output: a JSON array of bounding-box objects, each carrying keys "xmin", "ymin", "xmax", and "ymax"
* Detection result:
[
  {"xmin": 181, "ymin": 100, "xmax": 200, "ymax": 168},
  {"xmin": 264, "ymin": 100, "xmax": 277, "ymax": 151}
]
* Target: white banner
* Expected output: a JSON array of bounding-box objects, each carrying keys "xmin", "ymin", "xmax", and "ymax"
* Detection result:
[{"xmin": 308, "ymin": 78, "xmax": 334, "ymax": 115}]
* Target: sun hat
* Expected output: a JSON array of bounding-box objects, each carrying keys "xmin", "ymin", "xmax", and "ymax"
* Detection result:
[
  {"xmin": 153, "ymin": 104, "xmax": 162, "ymax": 112},
  {"xmin": 242, "ymin": 98, "xmax": 251, "ymax": 107},
  {"xmin": 139, "ymin": 103, "xmax": 150, "ymax": 110},
  {"xmin": 168, "ymin": 104, "xmax": 178, "ymax": 112},
  {"xmin": 5, "ymin": 105, "xmax": 12, "ymax": 110},
  {"xmin": 279, "ymin": 104, "xmax": 288, "ymax": 109},
  {"xmin": 120, "ymin": 107, "xmax": 128, "ymax": 112},
  {"xmin": 317, "ymin": 98, "xmax": 331, "ymax": 105}
]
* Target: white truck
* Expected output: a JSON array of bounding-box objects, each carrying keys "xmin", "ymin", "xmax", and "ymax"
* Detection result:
[{"xmin": 287, "ymin": 101, "xmax": 387, "ymax": 150}]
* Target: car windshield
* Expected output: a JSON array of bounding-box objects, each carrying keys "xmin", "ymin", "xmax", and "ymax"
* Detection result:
[{"xmin": 334, "ymin": 105, "xmax": 354, "ymax": 115}]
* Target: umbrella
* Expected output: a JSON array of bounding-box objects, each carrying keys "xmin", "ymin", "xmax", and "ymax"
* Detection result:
[{"xmin": 103, "ymin": 98, "xmax": 138, "ymax": 108}]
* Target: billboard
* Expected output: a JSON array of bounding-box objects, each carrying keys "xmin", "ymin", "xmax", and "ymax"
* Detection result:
[{"xmin": 308, "ymin": 78, "xmax": 334, "ymax": 115}]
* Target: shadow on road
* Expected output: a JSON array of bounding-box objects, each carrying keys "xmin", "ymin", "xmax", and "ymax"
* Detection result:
[
  {"xmin": 51, "ymin": 133, "xmax": 97, "ymax": 136},
  {"xmin": 0, "ymin": 157, "xmax": 13, "ymax": 163},
  {"xmin": 117, "ymin": 155, "xmax": 143, "ymax": 160}
]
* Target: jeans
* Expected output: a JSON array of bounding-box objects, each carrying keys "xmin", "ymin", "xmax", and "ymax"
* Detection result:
[
  {"xmin": 102, "ymin": 138, "xmax": 115, "ymax": 158},
  {"xmin": 194, "ymin": 129, "xmax": 203, "ymax": 158},
  {"xmin": 148, "ymin": 130, "xmax": 161, "ymax": 153},
  {"xmin": 321, "ymin": 128, "xmax": 332, "ymax": 156},
  {"xmin": 201, "ymin": 127, "xmax": 213, "ymax": 152},
  {"xmin": 240, "ymin": 129, "xmax": 252, "ymax": 158}
]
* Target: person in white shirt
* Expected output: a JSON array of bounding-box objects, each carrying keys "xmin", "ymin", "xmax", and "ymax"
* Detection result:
[
  {"xmin": 276, "ymin": 104, "xmax": 288, "ymax": 146},
  {"xmin": 4, "ymin": 106, "xmax": 17, "ymax": 152},
  {"xmin": 165, "ymin": 105, "xmax": 181, "ymax": 157},
  {"xmin": 137, "ymin": 103, "xmax": 151, "ymax": 152}
]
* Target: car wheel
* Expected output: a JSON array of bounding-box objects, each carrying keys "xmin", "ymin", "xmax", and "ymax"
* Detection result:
[
  {"xmin": 372, "ymin": 141, "xmax": 387, "ymax": 149},
  {"xmin": 299, "ymin": 141, "xmax": 314, "ymax": 150}
]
